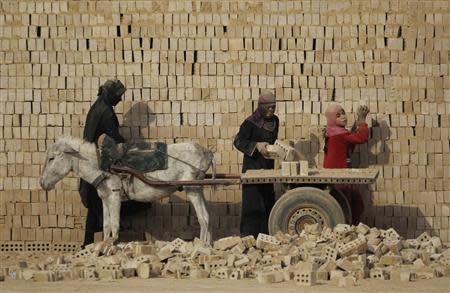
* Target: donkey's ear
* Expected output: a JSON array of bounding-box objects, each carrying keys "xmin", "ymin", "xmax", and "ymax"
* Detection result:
[{"xmin": 60, "ymin": 144, "xmax": 78, "ymax": 154}]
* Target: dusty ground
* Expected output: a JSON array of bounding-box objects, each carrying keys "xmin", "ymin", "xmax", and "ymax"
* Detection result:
[{"xmin": 1, "ymin": 277, "xmax": 449, "ymax": 293}]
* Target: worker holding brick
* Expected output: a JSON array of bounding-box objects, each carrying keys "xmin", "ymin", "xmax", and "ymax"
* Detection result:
[
  {"xmin": 79, "ymin": 79, "xmax": 127, "ymax": 247},
  {"xmin": 323, "ymin": 103, "xmax": 370, "ymax": 224},
  {"xmin": 233, "ymin": 90, "xmax": 279, "ymax": 238}
]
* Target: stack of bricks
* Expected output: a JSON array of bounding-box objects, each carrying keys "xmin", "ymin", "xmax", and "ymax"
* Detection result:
[{"xmin": 0, "ymin": 0, "xmax": 449, "ymax": 245}]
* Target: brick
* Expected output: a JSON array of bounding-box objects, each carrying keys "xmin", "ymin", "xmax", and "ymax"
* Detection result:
[
  {"xmin": 213, "ymin": 267, "xmax": 232, "ymax": 279},
  {"xmin": 384, "ymin": 238, "xmax": 403, "ymax": 254},
  {"xmin": 256, "ymin": 233, "xmax": 280, "ymax": 250},
  {"xmin": 122, "ymin": 268, "xmax": 136, "ymax": 278},
  {"xmin": 322, "ymin": 246, "xmax": 338, "ymax": 261},
  {"xmin": 257, "ymin": 270, "xmax": 285, "ymax": 284},
  {"xmin": 134, "ymin": 244, "xmax": 155, "ymax": 256},
  {"xmin": 213, "ymin": 236, "xmax": 241, "ymax": 251},
  {"xmin": 281, "ymin": 162, "xmax": 291, "ymax": 176},
  {"xmin": 157, "ymin": 244, "xmax": 175, "ymax": 261},
  {"xmin": 379, "ymin": 254, "xmax": 403, "ymax": 266},
  {"xmin": 330, "ymin": 269, "xmax": 347, "ymax": 280},
  {"xmin": 190, "ymin": 245, "xmax": 212, "ymax": 260},
  {"xmin": 136, "ymin": 263, "xmax": 151, "ymax": 279},
  {"xmin": 98, "ymin": 268, "xmax": 122, "ymax": 280},
  {"xmin": 229, "ymin": 269, "xmax": 244, "ymax": 280},
  {"xmin": 370, "ymin": 268, "xmax": 387, "ymax": 280},
  {"xmin": 338, "ymin": 275, "xmax": 356, "ymax": 287},
  {"xmin": 190, "ymin": 268, "xmax": 209, "ymax": 279},
  {"xmin": 338, "ymin": 237, "xmax": 367, "ymax": 257},
  {"xmin": 390, "ymin": 267, "xmax": 413, "ymax": 282},
  {"xmin": 416, "ymin": 266, "xmax": 436, "ymax": 279},
  {"xmin": 294, "ymin": 270, "xmax": 317, "ymax": 287},
  {"xmin": 401, "ymin": 249, "xmax": 418, "ymax": 263},
  {"xmin": 416, "ymin": 232, "xmax": 431, "ymax": 243},
  {"xmin": 231, "ymin": 242, "xmax": 246, "ymax": 254},
  {"xmin": 33, "ymin": 271, "xmax": 56, "ymax": 282}
]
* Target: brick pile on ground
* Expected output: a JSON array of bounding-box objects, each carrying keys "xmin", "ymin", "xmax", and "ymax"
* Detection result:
[{"xmin": 2, "ymin": 223, "xmax": 449, "ymax": 287}]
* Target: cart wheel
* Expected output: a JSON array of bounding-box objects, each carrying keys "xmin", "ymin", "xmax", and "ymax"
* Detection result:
[
  {"xmin": 268, "ymin": 187, "xmax": 346, "ymax": 235},
  {"xmin": 328, "ymin": 187, "xmax": 352, "ymax": 224}
]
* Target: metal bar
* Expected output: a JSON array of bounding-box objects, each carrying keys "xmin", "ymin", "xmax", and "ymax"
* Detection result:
[
  {"xmin": 205, "ymin": 173, "xmax": 241, "ymax": 179},
  {"xmin": 110, "ymin": 165, "xmax": 241, "ymax": 186}
]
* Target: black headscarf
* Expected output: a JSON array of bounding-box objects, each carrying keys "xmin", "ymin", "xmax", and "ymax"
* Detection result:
[
  {"xmin": 246, "ymin": 90, "xmax": 277, "ymax": 132},
  {"xmin": 98, "ymin": 79, "xmax": 126, "ymax": 106}
]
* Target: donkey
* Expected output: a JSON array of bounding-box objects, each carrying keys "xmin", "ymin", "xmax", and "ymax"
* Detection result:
[{"xmin": 40, "ymin": 136, "xmax": 214, "ymax": 243}]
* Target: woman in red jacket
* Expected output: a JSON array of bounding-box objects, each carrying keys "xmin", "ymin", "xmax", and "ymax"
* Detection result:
[{"xmin": 323, "ymin": 103, "xmax": 370, "ymax": 224}]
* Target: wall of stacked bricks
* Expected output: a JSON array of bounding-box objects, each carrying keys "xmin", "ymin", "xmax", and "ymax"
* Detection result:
[{"xmin": 0, "ymin": 0, "xmax": 448, "ymax": 244}]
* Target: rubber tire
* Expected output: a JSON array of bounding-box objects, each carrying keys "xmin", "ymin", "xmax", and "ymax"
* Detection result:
[
  {"xmin": 328, "ymin": 187, "xmax": 352, "ymax": 224},
  {"xmin": 268, "ymin": 187, "xmax": 346, "ymax": 235}
]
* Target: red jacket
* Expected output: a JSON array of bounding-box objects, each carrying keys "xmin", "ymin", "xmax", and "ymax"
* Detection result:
[{"xmin": 323, "ymin": 123, "xmax": 369, "ymax": 169}]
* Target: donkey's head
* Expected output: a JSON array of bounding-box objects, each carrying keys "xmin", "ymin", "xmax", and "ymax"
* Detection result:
[{"xmin": 40, "ymin": 139, "xmax": 78, "ymax": 190}]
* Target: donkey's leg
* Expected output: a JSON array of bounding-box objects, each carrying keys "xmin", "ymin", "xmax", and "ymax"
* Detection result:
[
  {"xmin": 108, "ymin": 191, "xmax": 122, "ymax": 242},
  {"xmin": 185, "ymin": 186, "xmax": 211, "ymax": 243},
  {"xmin": 102, "ymin": 199, "xmax": 111, "ymax": 241}
]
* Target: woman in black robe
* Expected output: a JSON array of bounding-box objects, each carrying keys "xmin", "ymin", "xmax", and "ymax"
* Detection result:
[
  {"xmin": 233, "ymin": 91, "xmax": 279, "ymax": 238},
  {"xmin": 79, "ymin": 79, "xmax": 127, "ymax": 246},
  {"xmin": 80, "ymin": 80, "xmax": 152, "ymax": 246}
]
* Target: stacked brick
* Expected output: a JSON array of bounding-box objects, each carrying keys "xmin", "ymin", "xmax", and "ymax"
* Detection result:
[
  {"xmin": 2, "ymin": 224, "xmax": 449, "ymax": 286},
  {"xmin": 0, "ymin": 0, "xmax": 449, "ymax": 244}
]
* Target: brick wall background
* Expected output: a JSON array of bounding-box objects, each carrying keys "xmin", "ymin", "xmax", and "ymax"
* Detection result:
[{"xmin": 0, "ymin": 0, "xmax": 449, "ymax": 244}]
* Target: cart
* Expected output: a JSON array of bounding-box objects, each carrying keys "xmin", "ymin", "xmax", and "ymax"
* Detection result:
[{"xmin": 111, "ymin": 165, "xmax": 379, "ymax": 235}]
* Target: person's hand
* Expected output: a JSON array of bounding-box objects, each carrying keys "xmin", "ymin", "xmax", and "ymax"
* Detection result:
[
  {"xmin": 356, "ymin": 105, "xmax": 369, "ymax": 122},
  {"xmin": 256, "ymin": 142, "xmax": 269, "ymax": 157},
  {"xmin": 117, "ymin": 143, "xmax": 125, "ymax": 156}
]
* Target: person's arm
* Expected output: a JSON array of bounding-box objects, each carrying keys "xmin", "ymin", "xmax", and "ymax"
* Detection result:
[
  {"xmin": 343, "ymin": 123, "xmax": 369, "ymax": 144},
  {"xmin": 274, "ymin": 116, "xmax": 279, "ymax": 141},
  {"xmin": 345, "ymin": 105, "xmax": 369, "ymax": 144},
  {"xmin": 233, "ymin": 120, "xmax": 257, "ymax": 156}
]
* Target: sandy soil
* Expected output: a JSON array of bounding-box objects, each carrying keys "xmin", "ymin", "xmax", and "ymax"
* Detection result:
[{"xmin": 1, "ymin": 277, "xmax": 449, "ymax": 293}]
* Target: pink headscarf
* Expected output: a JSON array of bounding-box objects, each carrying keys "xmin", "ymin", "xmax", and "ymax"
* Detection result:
[{"xmin": 325, "ymin": 103, "xmax": 348, "ymax": 137}]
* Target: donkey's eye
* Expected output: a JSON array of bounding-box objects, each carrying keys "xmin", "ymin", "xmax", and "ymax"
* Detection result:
[{"xmin": 48, "ymin": 157, "xmax": 54, "ymax": 162}]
